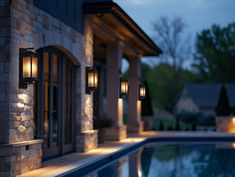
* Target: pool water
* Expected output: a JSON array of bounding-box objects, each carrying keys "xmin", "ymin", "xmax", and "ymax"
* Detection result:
[{"xmin": 87, "ymin": 143, "xmax": 235, "ymax": 177}]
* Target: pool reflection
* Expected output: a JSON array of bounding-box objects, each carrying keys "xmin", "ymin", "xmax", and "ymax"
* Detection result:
[{"xmin": 88, "ymin": 143, "xmax": 235, "ymax": 177}]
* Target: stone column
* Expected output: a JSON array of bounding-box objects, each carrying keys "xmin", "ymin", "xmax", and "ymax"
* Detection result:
[
  {"xmin": 75, "ymin": 16, "xmax": 97, "ymax": 152},
  {"xmin": 105, "ymin": 41, "xmax": 127, "ymax": 141},
  {"xmin": 128, "ymin": 57, "xmax": 143, "ymax": 134}
]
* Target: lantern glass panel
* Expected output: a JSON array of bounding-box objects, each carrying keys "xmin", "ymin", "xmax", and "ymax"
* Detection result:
[
  {"xmin": 94, "ymin": 72, "xmax": 98, "ymax": 88},
  {"xmin": 87, "ymin": 68, "xmax": 98, "ymax": 90},
  {"xmin": 120, "ymin": 80, "xmax": 128, "ymax": 94},
  {"xmin": 23, "ymin": 56, "xmax": 31, "ymax": 78},
  {"xmin": 32, "ymin": 55, "xmax": 38, "ymax": 78},
  {"xmin": 139, "ymin": 85, "xmax": 146, "ymax": 98}
]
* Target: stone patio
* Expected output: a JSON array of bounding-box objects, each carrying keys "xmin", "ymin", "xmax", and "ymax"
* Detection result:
[{"xmin": 18, "ymin": 131, "xmax": 235, "ymax": 177}]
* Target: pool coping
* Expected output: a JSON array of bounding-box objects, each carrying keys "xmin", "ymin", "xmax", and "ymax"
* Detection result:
[{"xmin": 57, "ymin": 133, "xmax": 235, "ymax": 177}]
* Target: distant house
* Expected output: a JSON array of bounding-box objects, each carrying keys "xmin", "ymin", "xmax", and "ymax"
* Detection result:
[{"xmin": 174, "ymin": 83, "xmax": 235, "ymax": 115}]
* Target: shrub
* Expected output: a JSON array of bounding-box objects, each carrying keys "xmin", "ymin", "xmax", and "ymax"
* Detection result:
[
  {"xmin": 174, "ymin": 118, "xmax": 181, "ymax": 131},
  {"xmin": 159, "ymin": 120, "xmax": 165, "ymax": 131},
  {"xmin": 167, "ymin": 125, "xmax": 173, "ymax": 131},
  {"xmin": 192, "ymin": 123, "xmax": 197, "ymax": 131}
]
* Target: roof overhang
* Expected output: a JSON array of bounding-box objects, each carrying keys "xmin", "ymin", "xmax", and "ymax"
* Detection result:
[{"xmin": 83, "ymin": 2, "xmax": 162, "ymax": 57}]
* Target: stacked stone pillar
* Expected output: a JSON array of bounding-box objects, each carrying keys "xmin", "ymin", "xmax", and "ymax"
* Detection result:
[
  {"xmin": 0, "ymin": 1, "xmax": 42, "ymax": 176},
  {"xmin": 128, "ymin": 57, "xmax": 143, "ymax": 134},
  {"xmin": 75, "ymin": 16, "xmax": 98, "ymax": 152},
  {"xmin": 105, "ymin": 41, "xmax": 127, "ymax": 141}
]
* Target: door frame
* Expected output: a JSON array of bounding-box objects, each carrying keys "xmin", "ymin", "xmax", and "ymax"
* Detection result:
[{"xmin": 35, "ymin": 47, "xmax": 76, "ymax": 160}]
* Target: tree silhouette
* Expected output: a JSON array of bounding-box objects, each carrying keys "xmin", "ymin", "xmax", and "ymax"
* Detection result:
[
  {"xmin": 141, "ymin": 80, "xmax": 154, "ymax": 116},
  {"xmin": 193, "ymin": 23, "xmax": 235, "ymax": 82},
  {"xmin": 216, "ymin": 85, "xmax": 230, "ymax": 116}
]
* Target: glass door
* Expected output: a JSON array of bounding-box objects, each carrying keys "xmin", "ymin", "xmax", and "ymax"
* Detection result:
[
  {"xmin": 36, "ymin": 47, "xmax": 75, "ymax": 160},
  {"xmin": 42, "ymin": 51, "xmax": 60, "ymax": 159}
]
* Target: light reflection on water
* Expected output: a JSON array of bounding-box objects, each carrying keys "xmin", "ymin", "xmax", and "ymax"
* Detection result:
[{"xmin": 88, "ymin": 143, "xmax": 235, "ymax": 177}]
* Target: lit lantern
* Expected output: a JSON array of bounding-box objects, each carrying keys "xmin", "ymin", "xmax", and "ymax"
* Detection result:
[
  {"xmin": 120, "ymin": 77, "xmax": 128, "ymax": 97},
  {"xmin": 86, "ymin": 67, "xmax": 98, "ymax": 93},
  {"xmin": 232, "ymin": 117, "xmax": 235, "ymax": 124},
  {"xmin": 139, "ymin": 84, "xmax": 146, "ymax": 100},
  {"xmin": 19, "ymin": 48, "xmax": 38, "ymax": 89}
]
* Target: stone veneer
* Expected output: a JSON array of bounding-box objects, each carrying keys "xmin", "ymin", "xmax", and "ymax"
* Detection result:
[
  {"xmin": 0, "ymin": 140, "xmax": 42, "ymax": 177},
  {"xmin": 0, "ymin": 0, "xmax": 97, "ymax": 176}
]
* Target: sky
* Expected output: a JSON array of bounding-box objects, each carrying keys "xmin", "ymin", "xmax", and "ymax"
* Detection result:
[{"xmin": 114, "ymin": 0, "xmax": 235, "ymax": 68}]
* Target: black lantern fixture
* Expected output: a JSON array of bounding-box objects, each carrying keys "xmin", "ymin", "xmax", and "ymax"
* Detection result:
[
  {"xmin": 86, "ymin": 67, "xmax": 98, "ymax": 94},
  {"xmin": 120, "ymin": 77, "xmax": 128, "ymax": 97},
  {"xmin": 19, "ymin": 48, "xmax": 38, "ymax": 89},
  {"xmin": 139, "ymin": 83, "xmax": 146, "ymax": 100}
]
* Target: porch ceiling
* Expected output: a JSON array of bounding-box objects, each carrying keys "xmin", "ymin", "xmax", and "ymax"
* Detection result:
[{"xmin": 83, "ymin": 1, "xmax": 162, "ymax": 57}]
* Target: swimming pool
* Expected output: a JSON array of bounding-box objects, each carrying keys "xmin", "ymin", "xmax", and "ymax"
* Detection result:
[{"xmin": 86, "ymin": 142, "xmax": 235, "ymax": 177}]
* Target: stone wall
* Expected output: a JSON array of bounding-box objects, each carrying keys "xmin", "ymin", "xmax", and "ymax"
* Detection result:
[
  {"xmin": 0, "ymin": 0, "xmax": 10, "ymax": 144},
  {"xmin": 0, "ymin": 0, "xmax": 97, "ymax": 176},
  {"xmin": 0, "ymin": 140, "xmax": 42, "ymax": 177},
  {"xmin": 76, "ymin": 16, "xmax": 97, "ymax": 152}
]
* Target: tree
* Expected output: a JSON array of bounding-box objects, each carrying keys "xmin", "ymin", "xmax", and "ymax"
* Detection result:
[
  {"xmin": 152, "ymin": 16, "xmax": 191, "ymax": 70},
  {"xmin": 150, "ymin": 16, "xmax": 193, "ymax": 109},
  {"xmin": 216, "ymin": 85, "xmax": 230, "ymax": 116},
  {"xmin": 143, "ymin": 63, "xmax": 195, "ymax": 109},
  {"xmin": 193, "ymin": 23, "xmax": 235, "ymax": 82},
  {"xmin": 141, "ymin": 80, "xmax": 154, "ymax": 116}
]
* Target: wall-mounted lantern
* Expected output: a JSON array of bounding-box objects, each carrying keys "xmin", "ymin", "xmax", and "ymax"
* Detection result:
[
  {"xmin": 120, "ymin": 77, "xmax": 128, "ymax": 97},
  {"xmin": 86, "ymin": 67, "xmax": 98, "ymax": 94},
  {"xmin": 139, "ymin": 83, "xmax": 146, "ymax": 100},
  {"xmin": 19, "ymin": 48, "xmax": 38, "ymax": 89}
]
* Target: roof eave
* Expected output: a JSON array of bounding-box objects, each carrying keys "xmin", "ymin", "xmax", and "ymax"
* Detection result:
[{"xmin": 83, "ymin": 2, "xmax": 162, "ymax": 56}]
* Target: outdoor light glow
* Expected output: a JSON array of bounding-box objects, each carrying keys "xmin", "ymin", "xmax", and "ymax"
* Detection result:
[
  {"xmin": 22, "ymin": 51, "xmax": 38, "ymax": 80},
  {"xmin": 138, "ymin": 170, "xmax": 142, "ymax": 177},
  {"xmin": 232, "ymin": 117, "xmax": 235, "ymax": 124},
  {"xmin": 19, "ymin": 48, "xmax": 38, "ymax": 88},
  {"xmin": 17, "ymin": 102, "xmax": 24, "ymax": 108},
  {"xmin": 88, "ymin": 71, "xmax": 98, "ymax": 87},
  {"xmin": 32, "ymin": 55, "xmax": 38, "ymax": 78},
  {"xmin": 139, "ymin": 84, "xmax": 146, "ymax": 100},
  {"xmin": 118, "ymin": 98, "xmax": 123, "ymax": 122},
  {"xmin": 86, "ymin": 67, "xmax": 98, "ymax": 93},
  {"xmin": 232, "ymin": 143, "xmax": 235, "ymax": 148},
  {"xmin": 18, "ymin": 93, "xmax": 27, "ymax": 102},
  {"xmin": 23, "ymin": 56, "xmax": 31, "ymax": 78},
  {"xmin": 120, "ymin": 77, "xmax": 128, "ymax": 97}
]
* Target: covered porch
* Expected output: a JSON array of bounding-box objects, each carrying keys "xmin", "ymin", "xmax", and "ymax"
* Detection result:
[{"xmin": 83, "ymin": 1, "xmax": 162, "ymax": 142}]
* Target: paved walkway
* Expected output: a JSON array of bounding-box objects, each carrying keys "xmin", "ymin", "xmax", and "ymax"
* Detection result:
[{"xmin": 18, "ymin": 131, "xmax": 235, "ymax": 177}]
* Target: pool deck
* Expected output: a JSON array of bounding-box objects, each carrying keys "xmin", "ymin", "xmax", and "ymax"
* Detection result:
[{"xmin": 18, "ymin": 131, "xmax": 235, "ymax": 177}]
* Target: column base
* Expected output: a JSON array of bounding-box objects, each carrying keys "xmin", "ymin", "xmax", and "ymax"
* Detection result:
[
  {"xmin": 76, "ymin": 130, "xmax": 98, "ymax": 152},
  {"xmin": 104, "ymin": 125, "xmax": 127, "ymax": 141},
  {"xmin": 127, "ymin": 121, "xmax": 144, "ymax": 134},
  {"xmin": 0, "ymin": 139, "xmax": 42, "ymax": 177}
]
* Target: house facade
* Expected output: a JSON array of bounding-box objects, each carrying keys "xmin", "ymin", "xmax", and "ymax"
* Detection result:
[
  {"xmin": 0, "ymin": 0, "xmax": 161, "ymax": 176},
  {"xmin": 174, "ymin": 83, "xmax": 235, "ymax": 114}
]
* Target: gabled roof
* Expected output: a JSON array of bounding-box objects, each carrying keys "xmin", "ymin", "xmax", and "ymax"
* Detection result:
[
  {"xmin": 184, "ymin": 83, "xmax": 235, "ymax": 109},
  {"xmin": 83, "ymin": 1, "xmax": 162, "ymax": 56}
]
